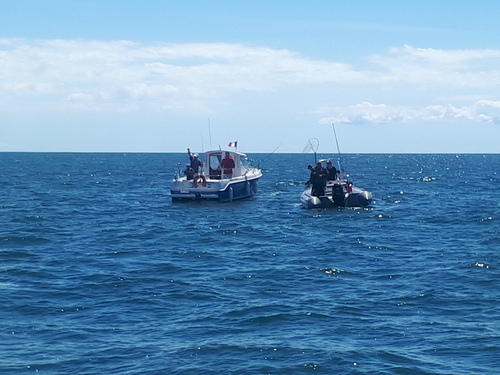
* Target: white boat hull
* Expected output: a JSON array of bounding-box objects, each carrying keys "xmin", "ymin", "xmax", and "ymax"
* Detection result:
[
  {"xmin": 301, "ymin": 179, "xmax": 372, "ymax": 209},
  {"xmin": 171, "ymin": 149, "xmax": 262, "ymax": 202},
  {"xmin": 170, "ymin": 171, "xmax": 261, "ymax": 202}
]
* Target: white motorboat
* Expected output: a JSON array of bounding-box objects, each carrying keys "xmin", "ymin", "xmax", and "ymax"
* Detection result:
[
  {"xmin": 300, "ymin": 133, "xmax": 372, "ymax": 209},
  {"xmin": 170, "ymin": 149, "xmax": 262, "ymax": 202},
  {"xmin": 301, "ymin": 177, "xmax": 372, "ymax": 209}
]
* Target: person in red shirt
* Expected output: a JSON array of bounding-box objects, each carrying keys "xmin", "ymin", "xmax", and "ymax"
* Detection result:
[{"xmin": 221, "ymin": 152, "xmax": 235, "ymax": 179}]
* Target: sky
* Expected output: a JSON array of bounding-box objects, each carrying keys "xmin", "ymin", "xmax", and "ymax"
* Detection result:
[{"xmin": 1, "ymin": 0, "xmax": 500, "ymax": 153}]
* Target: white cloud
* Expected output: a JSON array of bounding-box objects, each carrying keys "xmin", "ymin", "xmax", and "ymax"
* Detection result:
[
  {"xmin": 321, "ymin": 100, "xmax": 500, "ymax": 125},
  {"xmin": 370, "ymin": 45, "xmax": 500, "ymax": 88},
  {"xmin": 1, "ymin": 38, "xmax": 500, "ymax": 120},
  {"xmin": 0, "ymin": 39, "xmax": 361, "ymax": 111}
]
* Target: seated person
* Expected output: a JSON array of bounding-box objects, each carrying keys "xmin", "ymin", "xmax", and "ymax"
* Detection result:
[{"xmin": 184, "ymin": 164, "xmax": 194, "ymax": 180}]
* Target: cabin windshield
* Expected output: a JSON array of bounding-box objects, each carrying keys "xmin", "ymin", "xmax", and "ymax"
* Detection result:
[
  {"xmin": 208, "ymin": 153, "xmax": 222, "ymax": 179},
  {"xmin": 236, "ymin": 156, "xmax": 250, "ymax": 176}
]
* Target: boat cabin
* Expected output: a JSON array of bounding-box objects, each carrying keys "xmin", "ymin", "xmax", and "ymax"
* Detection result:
[{"xmin": 204, "ymin": 150, "xmax": 249, "ymax": 180}]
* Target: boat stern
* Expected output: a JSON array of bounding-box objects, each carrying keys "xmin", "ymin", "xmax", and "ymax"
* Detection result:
[
  {"xmin": 356, "ymin": 190, "xmax": 372, "ymax": 207},
  {"xmin": 170, "ymin": 178, "xmax": 219, "ymax": 200},
  {"xmin": 301, "ymin": 188, "xmax": 335, "ymax": 209},
  {"xmin": 170, "ymin": 173, "xmax": 261, "ymax": 202}
]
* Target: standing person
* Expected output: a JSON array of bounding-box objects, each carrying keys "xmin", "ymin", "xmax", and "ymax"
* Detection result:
[
  {"xmin": 305, "ymin": 164, "xmax": 314, "ymax": 185},
  {"xmin": 187, "ymin": 148, "xmax": 203, "ymax": 174},
  {"xmin": 221, "ymin": 152, "xmax": 235, "ymax": 179},
  {"xmin": 326, "ymin": 160, "xmax": 338, "ymax": 181},
  {"xmin": 311, "ymin": 161, "xmax": 327, "ymax": 197}
]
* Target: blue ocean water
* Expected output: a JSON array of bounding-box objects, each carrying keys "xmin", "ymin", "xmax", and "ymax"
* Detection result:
[{"xmin": 1, "ymin": 152, "xmax": 499, "ymax": 374}]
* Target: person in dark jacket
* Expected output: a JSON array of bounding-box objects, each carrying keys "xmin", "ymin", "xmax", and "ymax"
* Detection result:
[
  {"xmin": 305, "ymin": 164, "xmax": 314, "ymax": 185},
  {"xmin": 187, "ymin": 148, "xmax": 203, "ymax": 173},
  {"xmin": 184, "ymin": 164, "xmax": 194, "ymax": 180},
  {"xmin": 308, "ymin": 161, "xmax": 327, "ymax": 196},
  {"xmin": 326, "ymin": 160, "xmax": 338, "ymax": 181}
]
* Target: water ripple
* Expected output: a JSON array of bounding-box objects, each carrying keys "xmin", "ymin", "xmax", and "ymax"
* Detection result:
[{"xmin": 1, "ymin": 153, "xmax": 499, "ymax": 374}]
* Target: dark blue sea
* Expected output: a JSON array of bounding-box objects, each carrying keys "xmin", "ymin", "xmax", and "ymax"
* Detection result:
[{"xmin": 1, "ymin": 152, "xmax": 499, "ymax": 374}]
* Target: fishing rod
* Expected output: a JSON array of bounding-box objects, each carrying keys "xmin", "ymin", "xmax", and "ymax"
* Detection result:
[{"xmin": 257, "ymin": 143, "xmax": 281, "ymax": 170}]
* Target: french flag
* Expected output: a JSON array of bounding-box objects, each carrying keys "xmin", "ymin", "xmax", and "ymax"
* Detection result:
[{"xmin": 228, "ymin": 141, "xmax": 238, "ymax": 148}]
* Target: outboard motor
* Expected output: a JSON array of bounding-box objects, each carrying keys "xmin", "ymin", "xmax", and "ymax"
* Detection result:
[{"xmin": 332, "ymin": 184, "xmax": 345, "ymax": 206}]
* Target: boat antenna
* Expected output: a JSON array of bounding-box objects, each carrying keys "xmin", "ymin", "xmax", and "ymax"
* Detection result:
[
  {"xmin": 331, "ymin": 123, "xmax": 345, "ymax": 176},
  {"xmin": 332, "ymin": 122, "xmax": 341, "ymax": 156},
  {"xmin": 208, "ymin": 118, "xmax": 213, "ymax": 150}
]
